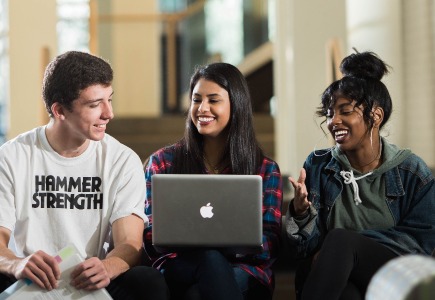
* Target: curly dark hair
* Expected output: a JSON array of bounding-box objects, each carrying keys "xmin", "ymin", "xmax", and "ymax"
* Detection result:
[
  {"xmin": 317, "ymin": 50, "xmax": 392, "ymax": 131},
  {"xmin": 42, "ymin": 51, "xmax": 113, "ymax": 117}
]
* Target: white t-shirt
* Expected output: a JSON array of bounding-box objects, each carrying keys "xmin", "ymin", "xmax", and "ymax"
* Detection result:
[{"xmin": 0, "ymin": 126, "xmax": 147, "ymax": 260}]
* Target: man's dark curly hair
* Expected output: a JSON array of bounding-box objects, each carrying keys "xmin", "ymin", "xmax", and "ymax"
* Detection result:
[{"xmin": 42, "ymin": 51, "xmax": 113, "ymax": 117}]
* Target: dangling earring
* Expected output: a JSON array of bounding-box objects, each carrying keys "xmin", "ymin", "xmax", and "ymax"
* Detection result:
[{"xmin": 369, "ymin": 125, "xmax": 382, "ymax": 163}]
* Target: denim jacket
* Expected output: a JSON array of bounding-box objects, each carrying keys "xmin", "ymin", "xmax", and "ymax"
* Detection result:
[{"xmin": 285, "ymin": 148, "xmax": 435, "ymax": 259}]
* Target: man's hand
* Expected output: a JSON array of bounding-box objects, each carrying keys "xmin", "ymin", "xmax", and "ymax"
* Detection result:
[
  {"xmin": 69, "ymin": 215, "xmax": 144, "ymax": 291},
  {"xmin": 289, "ymin": 168, "xmax": 311, "ymax": 216},
  {"xmin": 13, "ymin": 250, "xmax": 60, "ymax": 290},
  {"xmin": 70, "ymin": 257, "xmax": 110, "ymax": 290}
]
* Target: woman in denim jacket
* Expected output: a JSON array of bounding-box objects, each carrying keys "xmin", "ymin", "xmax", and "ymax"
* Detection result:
[{"xmin": 285, "ymin": 51, "xmax": 435, "ymax": 300}]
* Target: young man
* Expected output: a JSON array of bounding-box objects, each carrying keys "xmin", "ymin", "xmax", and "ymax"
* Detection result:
[{"xmin": 0, "ymin": 51, "xmax": 169, "ymax": 299}]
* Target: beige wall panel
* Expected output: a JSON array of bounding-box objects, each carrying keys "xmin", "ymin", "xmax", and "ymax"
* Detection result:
[
  {"xmin": 104, "ymin": 0, "xmax": 161, "ymax": 117},
  {"xmin": 8, "ymin": 0, "xmax": 56, "ymax": 139},
  {"xmin": 273, "ymin": 0, "xmax": 347, "ymax": 177}
]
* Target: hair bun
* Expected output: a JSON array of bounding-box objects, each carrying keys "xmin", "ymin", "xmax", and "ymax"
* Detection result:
[{"xmin": 340, "ymin": 51, "xmax": 390, "ymax": 80}]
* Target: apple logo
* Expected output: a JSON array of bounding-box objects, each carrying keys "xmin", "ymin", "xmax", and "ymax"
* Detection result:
[{"xmin": 200, "ymin": 203, "xmax": 214, "ymax": 218}]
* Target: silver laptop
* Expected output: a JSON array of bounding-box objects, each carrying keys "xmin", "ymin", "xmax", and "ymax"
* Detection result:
[{"xmin": 152, "ymin": 174, "xmax": 263, "ymax": 254}]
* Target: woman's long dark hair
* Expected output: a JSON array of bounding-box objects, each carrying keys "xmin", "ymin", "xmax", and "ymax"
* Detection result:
[{"xmin": 172, "ymin": 62, "xmax": 264, "ymax": 175}]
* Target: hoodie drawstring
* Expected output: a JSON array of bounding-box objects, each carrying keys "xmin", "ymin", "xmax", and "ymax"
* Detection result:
[{"xmin": 340, "ymin": 170, "xmax": 373, "ymax": 205}]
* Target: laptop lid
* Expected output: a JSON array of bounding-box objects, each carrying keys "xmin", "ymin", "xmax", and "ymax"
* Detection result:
[{"xmin": 151, "ymin": 174, "xmax": 263, "ymax": 254}]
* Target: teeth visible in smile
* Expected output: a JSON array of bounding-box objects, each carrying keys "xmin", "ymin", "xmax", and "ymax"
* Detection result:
[
  {"xmin": 198, "ymin": 117, "xmax": 214, "ymax": 122},
  {"xmin": 335, "ymin": 130, "xmax": 348, "ymax": 137},
  {"xmin": 96, "ymin": 124, "xmax": 106, "ymax": 128}
]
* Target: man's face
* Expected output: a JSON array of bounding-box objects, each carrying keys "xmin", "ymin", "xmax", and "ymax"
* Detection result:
[{"xmin": 62, "ymin": 84, "xmax": 114, "ymax": 142}]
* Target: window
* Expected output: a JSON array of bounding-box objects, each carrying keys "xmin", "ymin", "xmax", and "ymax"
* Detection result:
[
  {"xmin": 205, "ymin": 0, "xmax": 243, "ymax": 65},
  {"xmin": 157, "ymin": 0, "xmax": 273, "ymax": 113},
  {"xmin": 57, "ymin": 0, "xmax": 90, "ymax": 53},
  {"xmin": 159, "ymin": 0, "xmax": 189, "ymax": 13},
  {"xmin": 0, "ymin": 0, "xmax": 8, "ymax": 145}
]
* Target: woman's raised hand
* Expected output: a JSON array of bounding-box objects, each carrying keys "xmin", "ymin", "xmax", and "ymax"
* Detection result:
[{"xmin": 289, "ymin": 168, "xmax": 311, "ymax": 216}]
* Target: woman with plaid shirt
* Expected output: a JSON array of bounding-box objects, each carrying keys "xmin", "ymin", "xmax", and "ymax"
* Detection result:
[{"xmin": 143, "ymin": 63, "xmax": 282, "ymax": 300}]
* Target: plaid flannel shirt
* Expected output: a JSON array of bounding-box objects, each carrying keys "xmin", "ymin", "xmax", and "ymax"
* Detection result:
[{"xmin": 143, "ymin": 144, "xmax": 282, "ymax": 291}]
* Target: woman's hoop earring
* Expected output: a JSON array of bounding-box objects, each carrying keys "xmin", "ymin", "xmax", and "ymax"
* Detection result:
[{"xmin": 368, "ymin": 126, "xmax": 382, "ymax": 162}]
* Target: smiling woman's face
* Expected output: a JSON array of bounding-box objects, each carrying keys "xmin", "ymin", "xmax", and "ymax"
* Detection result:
[
  {"xmin": 326, "ymin": 97, "xmax": 370, "ymax": 152},
  {"xmin": 190, "ymin": 78, "xmax": 231, "ymax": 139}
]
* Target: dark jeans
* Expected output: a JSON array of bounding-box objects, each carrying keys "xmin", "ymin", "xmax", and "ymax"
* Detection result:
[
  {"xmin": 1, "ymin": 266, "xmax": 169, "ymax": 300},
  {"xmin": 0, "ymin": 274, "xmax": 16, "ymax": 294},
  {"xmin": 162, "ymin": 249, "xmax": 271, "ymax": 300},
  {"xmin": 107, "ymin": 265, "xmax": 169, "ymax": 300},
  {"xmin": 296, "ymin": 229, "xmax": 398, "ymax": 300}
]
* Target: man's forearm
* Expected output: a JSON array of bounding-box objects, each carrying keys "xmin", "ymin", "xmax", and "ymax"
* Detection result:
[
  {"xmin": 0, "ymin": 247, "xmax": 21, "ymax": 277},
  {"xmin": 102, "ymin": 241, "xmax": 142, "ymax": 280}
]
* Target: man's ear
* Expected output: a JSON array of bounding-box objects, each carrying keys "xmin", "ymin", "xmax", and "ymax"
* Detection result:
[
  {"xmin": 51, "ymin": 102, "xmax": 65, "ymax": 120},
  {"xmin": 373, "ymin": 106, "xmax": 384, "ymax": 127}
]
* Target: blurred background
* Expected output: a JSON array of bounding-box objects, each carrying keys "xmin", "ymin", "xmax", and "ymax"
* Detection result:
[
  {"xmin": 0, "ymin": 1, "xmax": 434, "ymax": 298},
  {"xmin": 1, "ymin": 0, "xmax": 434, "ymax": 178}
]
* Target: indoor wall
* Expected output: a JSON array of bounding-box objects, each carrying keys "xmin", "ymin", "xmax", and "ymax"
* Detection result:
[{"xmin": 5, "ymin": 0, "xmax": 435, "ymax": 171}]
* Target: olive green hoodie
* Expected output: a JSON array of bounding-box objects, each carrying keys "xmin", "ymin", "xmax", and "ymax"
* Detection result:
[{"xmin": 329, "ymin": 137, "xmax": 412, "ymax": 231}]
